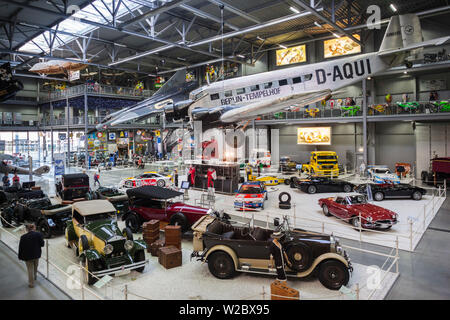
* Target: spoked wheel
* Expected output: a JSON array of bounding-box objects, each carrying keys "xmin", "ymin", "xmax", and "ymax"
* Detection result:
[
  {"xmin": 125, "ymin": 213, "xmax": 141, "ymax": 233},
  {"xmin": 412, "ymin": 191, "xmax": 422, "ymax": 201},
  {"xmin": 374, "ymin": 192, "xmax": 384, "ymax": 201},
  {"xmin": 207, "ymin": 251, "xmax": 236, "ymax": 279},
  {"xmin": 343, "ymin": 184, "xmax": 352, "ymax": 193},
  {"xmin": 38, "ymin": 219, "xmax": 52, "ymax": 238},
  {"xmin": 307, "ymin": 185, "xmax": 317, "ymax": 194},
  {"xmin": 318, "ymin": 260, "xmax": 349, "ymax": 290},
  {"xmin": 157, "ymin": 179, "xmax": 166, "ymax": 187},
  {"xmin": 351, "ymin": 216, "xmax": 362, "ymax": 229},
  {"xmin": 84, "ymin": 258, "xmax": 97, "ymax": 285},
  {"xmin": 322, "ymin": 205, "xmax": 331, "ymax": 217}
]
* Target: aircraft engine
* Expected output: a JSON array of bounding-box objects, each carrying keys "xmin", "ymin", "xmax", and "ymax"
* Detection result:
[{"xmin": 164, "ymin": 100, "xmax": 192, "ymax": 122}]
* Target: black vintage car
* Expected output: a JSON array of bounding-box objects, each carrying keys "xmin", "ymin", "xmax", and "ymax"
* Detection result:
[
  {"xmin": 191, "ymin": 215, "xmax": 352, "ymax": 290},
  {"xmin": 2, "ymin": 197, "xmax": 72, "ymax": 238},
  {"xmin": 354, "ymin": 183, "xmax": 427, "ymax": 201},
  {"xmin": 56, "ymin": 173, "xmax": 90, "ymax": 201},
  {"xmin": 91, "ymin": 186, "xmax": 129, "ymax": 215},
  {"xmin": 296, "ymin": 176, "xmax": 355, "ymax": 194}
]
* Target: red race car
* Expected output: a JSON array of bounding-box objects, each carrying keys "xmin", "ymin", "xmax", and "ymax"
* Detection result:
[
  {"xmin": 318, "ymin": 195, "xmax": 398, "ymax": 230},
  {"xmin": 123, "ymin": 186, "xmax": 228, "ymax": 233}
]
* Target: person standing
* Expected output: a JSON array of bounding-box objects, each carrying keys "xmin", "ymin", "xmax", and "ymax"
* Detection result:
[
  {"xmin": 173, "ymin": 168, "xmax": 179, "ymax": 188},
  {"xmin": 12, "ymin": 172, "xmax": 20, "ymax": 189},
  {"xmin": 2, "ymin": 173, "xmax": 10, "ymax": 187},
  {"xmin": 94, "ymin": 171, "xmax": 101, "ymax": 187},
  {"xmin": 18, "ymin": 223, "xmax": 44, "ymax": 288}
]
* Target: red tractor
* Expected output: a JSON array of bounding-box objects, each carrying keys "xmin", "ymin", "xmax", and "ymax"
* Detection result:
[{"xmin": 421, "ymin": 157, "xmax": 450, "ymax": 186}]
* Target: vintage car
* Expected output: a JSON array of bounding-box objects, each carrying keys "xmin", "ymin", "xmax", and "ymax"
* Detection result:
[
  {"xmin": 191, "ymin": 215, "xmax": 352, "ymax": 290},
  {"xmin": 318, "ymin": 195, "xmax": 399, "ymax": 230},
  {"xmin": 91, "ymin": 186, "xmax": 129, "ymax": 215},
  {"xmin": 234, "ymin": 181, "xmax": 267, "ymax": 210},
  {"xmin": 354, "ymin": 183, "xmax": 426, "ymax": 201},
  {"xmin": 123, "ymin": 186, "xmax": 210, "ymax": 233},
  {"xmin": 279, "ymin": 156, "xmax": 298, "ymax": 172},
  {"xmin": 118, "ymin": 171, "xmax": 172, "ymax": 189},
  {"xmin": 4, "ymin": 197, "xmax": 72, "ymax": 237},
  {"xmin": 65, "ymin": 200, "xmax": 147, "ymax": 285},
  {"xmin": 367, "ymin": 166, "xmax": 400, "ymax": 184},
  {"xmin": 296, "ymin": 176, "xmax": 354, "ymax": 194},
  {"xmin": 56, "ymin": 173, "xmax": 90, "ymax": 201}
]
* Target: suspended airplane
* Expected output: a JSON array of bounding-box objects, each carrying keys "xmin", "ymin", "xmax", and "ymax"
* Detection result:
[
  {"xmin": 97, "ymin": 14, "xmax": 449, "ymax": 130},
  {"xmin": 29, "ymin": 60, "xmax": 88, "ymax": 75},
  {"xmin": 0, "ymin": 160, "xmax": 50, "ymax": 176},
  {"xmin": 0, "ymin": 62, "xmax": 23, "ymax": 102},
  {"xmin": 95, "ymin": 70, "xmax": 198, "ymax": 131}
]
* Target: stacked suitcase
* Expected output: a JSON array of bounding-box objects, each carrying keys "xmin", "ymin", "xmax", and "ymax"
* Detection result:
[
  {"xmin": 270, "ymin": 280, "xmax": 299, "ymax": 300},
  {"xmin": 149, "ymin": 239, "xmax": 165, "ymax": 257},
  {"xmin": 164, "ymin": 225, "xmax": 181, "ymax": 249},
  {"xmin": 143, "ymin": 220, "xmax": 160, "ymax": 252},
  {"xmin": 158, "ymin": 246, "xmax": 182, "ymax": 269}
]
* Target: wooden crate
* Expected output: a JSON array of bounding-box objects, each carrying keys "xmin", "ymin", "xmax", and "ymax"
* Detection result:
[
  {"xmin": 270, "ymin": 280, "xmax": 299, "ymax": 300},
  {"xmin": 148, "ymin": 239, "xmax": 165, "ymax": 256},
  {"xmin": 143, "ymin": 220, "xmax": 160, "ymax": 231},
  {"xmin": 158, "ymin": 246, "xmax": 182, "ymax": 269}
]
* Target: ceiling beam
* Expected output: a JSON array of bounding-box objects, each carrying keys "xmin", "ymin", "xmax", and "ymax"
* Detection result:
[{"xmin": 206, "ymin": 0, "xmax": 261, "ymax": 24}]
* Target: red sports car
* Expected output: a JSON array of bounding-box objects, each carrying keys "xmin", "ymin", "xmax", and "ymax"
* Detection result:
[
  {"xmin": 318, "ymin": 195, "xmax": 398, "ymax": 230},
  {"xmin": 123, "ymin": 186, "xmax": 221, "ymax": 233}
]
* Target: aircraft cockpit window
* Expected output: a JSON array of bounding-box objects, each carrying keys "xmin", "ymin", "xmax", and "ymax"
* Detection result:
[
  {"xmin": 264, "ymin": 82, "xmax": 272, "ymax": 89},
  {"xmin": 304, "ymin": 74, "xmax": 313, "ymax": 81},
  {"xmin": 279, "ymin": 79, "xmax": 288, "ymax": 86},
  {"xmin": 236, "ymin": 88, "xmax": 245, "ymax": 95},
  {"xmin": 224, "ymin": 90, "xmax": 233, "ymax": 97},
  {"xmin": 210, "ymin": 93, "xmax": 220, "ymax": 100},
  {"xmin": 292, "ymin": 77, "xmax": 302, "ymax": 84},
  {"xmin": 250, "ymin": 85, "xmax": 260, "ymax": 92}
]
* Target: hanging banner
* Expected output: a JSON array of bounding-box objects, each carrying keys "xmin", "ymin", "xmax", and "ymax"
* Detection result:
[{"xmin": 54, "ymin": 153, "xmax": 65, "ymax": 176}]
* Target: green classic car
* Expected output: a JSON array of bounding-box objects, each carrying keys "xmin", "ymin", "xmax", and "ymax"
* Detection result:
[{"xmin": 65, "ymin": 200, "xmax": 147, "ymax": 285}]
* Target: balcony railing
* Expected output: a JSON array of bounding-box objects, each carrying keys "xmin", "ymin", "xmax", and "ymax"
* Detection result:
[
  {"xmin": 39, "ymin": 115, "xmax": 161, "ymax": 127},
  {"xmin": 39, "ymin": 84, "xmax": 155, "ymax": 102}
]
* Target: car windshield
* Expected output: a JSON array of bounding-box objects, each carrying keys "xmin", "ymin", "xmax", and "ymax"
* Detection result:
[
  {"xmin": 85, "ymin": 212, "xmax": 116, "ymax": 223},
  {"xmin": 317, "ymin": 155, "xmax": 336, "ymax": 160},
  {"xmin": 374, "ymin": 168, "xmax": 390, "ymax": 174},
  {"xmin": 347, "ymin": 195, "xmax": 367, "ymax": 204},
  {"xmin": 239, "ymin": 185, "xmax": 262, "ymax": 194}
]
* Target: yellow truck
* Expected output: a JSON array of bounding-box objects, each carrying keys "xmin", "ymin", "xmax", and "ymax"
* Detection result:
[{"xmin": 301, "ymin": 151, "xmax": 339, "ymax": 177}]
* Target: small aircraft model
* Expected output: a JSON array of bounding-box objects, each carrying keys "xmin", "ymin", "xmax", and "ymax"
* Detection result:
[
  {"xmin": 29, "ymin": 60, "xmax": 88, "ymax": 75},
  {"xmin": 0, "ymin": 160, "xmax": 50, "ymax": 176}
]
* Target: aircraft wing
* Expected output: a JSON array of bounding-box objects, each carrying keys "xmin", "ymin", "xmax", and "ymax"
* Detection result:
[
  {"xmin": 378, "ymin": 36, "xmax": 450, "ymax": 57},
  {"xmin": 219, "ymin": 89, "xmax": 332, "ymax": 123}
]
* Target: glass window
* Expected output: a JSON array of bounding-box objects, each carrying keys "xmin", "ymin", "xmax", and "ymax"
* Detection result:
[
  {"xmin": 279, "ymin": 79, "xmax": 288, "ymax": 86},
  {"xmin": 304, "ymin": 74, "xmax": 313, "ymax": 81},
  {"xmin": 236, "ymin": 88, "xmax": 246, "ymax": 95},
  {"xmin": 210, "ymin": 93, "xmax": 220, "ymax": 100},
  {"xmin": 250, "ymin": 85, "xmax": 260, "ymax": 92},
  {"xmin": 224, "ymin": 90, "xmax": 233, "ymax": 97},
  {"xmin": 264, "ymin": 82, "xmax": 272, "ymax": 89},
  {"xmin": 292, "ymin": 77, "xmax": 302, "ymax": 84}
]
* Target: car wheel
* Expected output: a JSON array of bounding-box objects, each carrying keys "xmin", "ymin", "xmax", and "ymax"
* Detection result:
[
  {"xmin": 374, "ymin": 192, "xmax": 384, "ymax": 201},
  {"xmin": 123, "ymin": 227, "xmax": 134, "ymax": 241},
  {"xmin": 278, "ymin": 192, "xmax": 291, "ymax": 204},
  {"xmin": 285, "ymin": 243, "xmax": 311, "ymax": 272},
  {"xmin": 261, "ymin": 203, "xmax": 265, "ymax": 210},
  {"xmin": 157, "ymin": 179, "xmax": 165, "ymax": 187},
  {"xmin": 65, "ymin": 227, "xmax": 71, "ymax": 248},
  {"xmin": 412, "ymin": 191, "xmax": 422, "ymax": 201},
  {"xmin": 169, "ymin": 213, "xmax": 189, "ymax": 233},
  {"xmin": 125, "ymin": 213, "xmax": 141, "ymax": 233},
  {"xmin": 322, "ymin": 204, "xmax": 331, "ymax": 217},
  {"xmin": 1, "ymin": 208, "xmax": 13, "ymax": 227},
  {"xmin": 307, "ymin": 185, "xmax": 317, "ymax": 194},
  {"xmin": 79, "ymin": 235, "xmax": 90, "ymax": 254},
  {"xmin": 343, "ymin": 184, "xmax": 352, "ymax": 193},
  {"xmin": 83, "ymin": 258, "xmax": 97, "ymax": 286},
  {"xmin": 351, "ymin": 216, "xmax": 362, "ymax": 229},
  {"xmin": 207, "ymin": 251, "xmax": 236, "ymax": 279},
  {"xmin": 317, "ymin": 260, "xmax": 349, "ymax": 290},
  {"xmin": 134, "ymin": 250, "xmax": 146, "ymax": 273},
  {"xmin": 37, "ymin": 219, "xmax": 52, "ymax": 239}
]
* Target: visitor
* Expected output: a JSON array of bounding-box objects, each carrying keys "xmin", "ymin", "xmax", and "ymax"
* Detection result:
[
  {"xmin": 2, "ymin": 173, "xmax": 10, "ymax": 187},
  {"xmin": 18, "ymin": 223, "xmax": 44, "ymax": 288},
  {"xmin": 94, "ymin": 171, "xmax": 100, "ymax": 187},
  {"xmin": 173, "ymin": 168, "xmax": 179, "ymax": 187},
  {"xmin": 12, "ymin": 172, "xmax": 20, "ymax": 189}
]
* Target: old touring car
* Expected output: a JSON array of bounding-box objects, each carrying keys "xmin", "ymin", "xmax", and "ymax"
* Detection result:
[
  {"xmin": 65, "ymin": 200, "xmax": 147, "ymax": 285},
  {"xmin": 191, "ymin": 215, "xmax": 352, "ymax": 290}
]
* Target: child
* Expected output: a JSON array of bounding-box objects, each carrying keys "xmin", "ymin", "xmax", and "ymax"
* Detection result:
[{"xmin": 94, "ymin": 172, "xmax": 100, "ymax": 187}]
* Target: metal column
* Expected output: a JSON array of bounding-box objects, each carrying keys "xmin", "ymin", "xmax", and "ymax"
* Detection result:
[
  {"xmin": 66, "ymin": 95, "xmax": 70, "ymax": 167},
  {"xmin": 84, "ymin": 87, "xmax": 88, "ymax": 168},
  {"xmin": 50, "ymin": 101, "xmax": 54, "ymax": 163},
  {"xmin": 362, "ymin": 79, "xmax": 368, "ymax": 165}
]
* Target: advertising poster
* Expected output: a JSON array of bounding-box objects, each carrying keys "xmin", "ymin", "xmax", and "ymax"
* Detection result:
[
  {"xmin": 54, "ymin": 153, "xmax": 65, "ymax": 176},
  {"xmin": 297, "ymin": 127, "xmax": 331, "ymax": 145},
  {"xmin": 324, "ymin": 34, "xmax": 361, "ymax": 58},
  {"xmin": 276, "ymin": 45, "xmax": 307, "ymax": 66}
]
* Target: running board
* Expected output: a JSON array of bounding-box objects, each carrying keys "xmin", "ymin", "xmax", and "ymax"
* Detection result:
[{"xmin": 237, "ymin": 267, "xmax": 299, "ymax": 277}]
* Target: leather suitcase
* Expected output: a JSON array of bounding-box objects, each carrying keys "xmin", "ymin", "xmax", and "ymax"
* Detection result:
[
  {"xmin": 143, "ymin": 220, "xmax": 160, "ymax": 231},
  {"xmin": 164, "ymin": 225, "xmax": 181, "ymax": 249},
  {"xmin": 158, "ymin": 246, "xmax": 182, "ymax": 269},
  {"xmin": 270, "ymin": 280, "xmax": 299, "ymax": 300},
  {"xmin": 149, "ymin": 239, "xmax": 165, "ymax": 256}
]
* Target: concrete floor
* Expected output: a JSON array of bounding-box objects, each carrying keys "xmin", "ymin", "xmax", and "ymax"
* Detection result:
[{"xmin": 1, "ymin": 165, "xmax": 449, "ymax": 300}]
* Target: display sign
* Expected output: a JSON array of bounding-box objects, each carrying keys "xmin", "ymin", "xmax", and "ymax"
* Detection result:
[
  {"xmin": 324, "ymin": 34, "xmax": 361, "ymax": 58},
  {"xmin": 69, "ymin": 70, "xmax": 80, "ymax": 81},
  {"xmin": 108, "ymin": 132, "xmax": 116, "ymax": 140},
  {"xmin": 297, "ymin": 127, "xmax": 331, "ymax": 145},
  {"xmin": 58, "ymin": 133, "xmax": 66, "ymax": 141},
  {"xmin": 276, "ymin": 45, "xmax": 306, "ymax": 66},
  {"xmin": 54, "ymin": 153, "xmax": 65, "ymax": 176},
  {"xmin": 420, "ymin": 79, "xmax": 446, "ymax": 91}
]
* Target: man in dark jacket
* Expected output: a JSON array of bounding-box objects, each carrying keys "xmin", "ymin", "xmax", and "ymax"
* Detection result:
[{"xmin": 18, "ymin": 223, "xmax": 44, "ymax": 288}]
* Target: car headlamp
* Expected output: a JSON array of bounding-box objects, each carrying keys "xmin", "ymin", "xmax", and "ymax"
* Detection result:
[
  {"xmin": 367, "ymin": 216, "xmax": 373, "ymax": 222},
  {"xmin": 104, "ymin": 244, "xmax": 114, "ymax": 255},
  {"xmin": 336, "ymin": 245, "xmax": 343, "ymax": 255},
  {"xmin": 124, "ymin": 240, "xmax": 134, "ymax": 251}
]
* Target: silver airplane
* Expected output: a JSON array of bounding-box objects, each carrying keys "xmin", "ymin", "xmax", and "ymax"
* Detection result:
[{"xmin": 0, "ymin": 160, "xmax": 50, "ymax": 176}]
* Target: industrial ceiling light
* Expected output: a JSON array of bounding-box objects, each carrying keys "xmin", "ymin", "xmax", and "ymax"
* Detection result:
[
  {"xmin": 290, "ymin": 7, "xmax": 300, "ymax": 14},
  {"xmin": 390, "ymin": 4, "xmax": 397, "ymax": 12},
  {"xmin": 314, "ymin": 21, "xmax": 322, "ymax": 28},
  {"xmin": 256, "ymin": 36, "xmax": 264, "ymax": 41},
  {"xmin": 367, "ymin": 77, "xmax": 372, "ymax": 80},
  {"xmin": 332, "ymin": 33, "xmax": 340, "ymax": 38},
  {"xmin": 403, "ymin": 71, "xmax": 408, "ymax": 74},
  {"xmin": 279, "ymin": 44, "xmax": 287, "ymax": 49},
  {"xmin": 177, "ymin": 57, "xmax": 186, "ymax": 61},
  {"xmin": 236, "ymin": 54, "xmax": 245, "ymax": 58}
]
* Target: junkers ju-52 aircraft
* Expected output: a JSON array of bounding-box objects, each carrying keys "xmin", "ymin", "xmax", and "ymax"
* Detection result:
[{"xmin": 97, "ymin": 14, "xmax": 449, "ymax": 130}]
